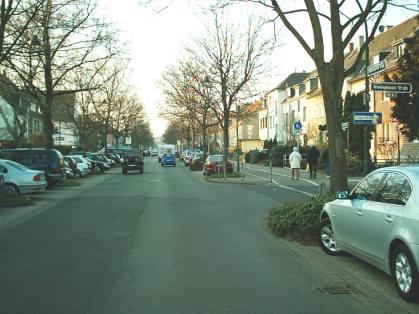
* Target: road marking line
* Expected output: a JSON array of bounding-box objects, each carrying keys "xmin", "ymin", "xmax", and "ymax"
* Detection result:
[
  {"xmin": 244, "ymin": 165, "xmax": 319, "ymax": 186},
  {"xmin": 243, "ymin": 171, "xmax": 316, "ymax": 197}
]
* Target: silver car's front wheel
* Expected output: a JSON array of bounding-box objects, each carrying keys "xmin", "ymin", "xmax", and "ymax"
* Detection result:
[
  {"xmin": 392, "ymin": 244, "xmax": 419, "ymax": 302},
  {"xmin": 319, "ymin": 218, "xmax": 342, "ymax": 256}
]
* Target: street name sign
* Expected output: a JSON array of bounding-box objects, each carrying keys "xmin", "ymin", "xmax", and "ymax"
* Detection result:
[
  {"xmin": 293, "ymin": 121, "xmax": 302, "ymax": 130},
  {"xmin": 371, "ymin": 82, "xmax": 412, "ymax": 93},
  {"xmin": 353, "ymin": 112, "xmax": 382, "ymax": 125},
  {"xmin": 341, "ymin": 122, "xmax": 349, "ymax": 130},
  {"xmin": 367, "ymin": 60, "xmax": 387, "ymax": 76}
]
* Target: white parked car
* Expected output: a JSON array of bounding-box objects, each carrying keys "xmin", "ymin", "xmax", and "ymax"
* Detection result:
[
  {"xmin": 66, "ymin": 155, "xmax": 91, "ymax": 176},
  {"xmin": 319, "ymin": 165, "xmax": 419, "ymax": 302},
  {"xmin": 0, "ymin": 159, "xmax": 47, "ymax": 194}
]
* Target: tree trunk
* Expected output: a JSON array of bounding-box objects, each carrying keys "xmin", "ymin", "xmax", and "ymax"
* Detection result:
[
  {"xmin": 42, "ymin": 99, "xmax": 54, "ymax": 149},
  {"xmin": 202, "ymin": 116, "xmax": 207, "ymax": 155},
  {"xmin": 223, "ymin": 111, "xmax": 229, "ymax": 179},
  {"xmin": 318, "ymin": 65, "xmax": 348, "ymax": 192}
]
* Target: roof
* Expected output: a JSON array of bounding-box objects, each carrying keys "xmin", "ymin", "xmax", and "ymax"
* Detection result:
[
  {"xmin": 266, "ymin": 72, "xmax": 310, "ymax": 95},
  {"xmin": 275, "ymin": 72, "xmax": 310, "ymax": 90},
  {"xmin": 348, "ymin": 14, "xmax": 419, "ymax": 81}
]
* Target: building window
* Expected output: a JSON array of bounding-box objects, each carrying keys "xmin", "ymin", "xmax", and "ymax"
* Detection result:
[
  {"xmin": 303, "ymin": 107, "xmax": 307, "ymax": 121},
  {"xmin": 383, "ymin": 123, "xmax": 391, "ymax": 141},
  {"xmin": 33, "ymin": 119, "xmax": 40, "ymax": 134},
  {"xmin": 396, "ymin": 44, "xmax": 405, "ymax": 58}
]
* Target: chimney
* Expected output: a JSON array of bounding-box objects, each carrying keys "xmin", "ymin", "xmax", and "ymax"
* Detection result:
[{"xmin": 349, "ymin": 42, "xmax": 354, "ymax": 52}]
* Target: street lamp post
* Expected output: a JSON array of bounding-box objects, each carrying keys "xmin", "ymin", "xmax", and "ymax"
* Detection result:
[
  {"xmin": 363, "ymin": 23, "xmax": 370, "ymax": 176},
  {"xmin": 236, "ymin": 104, "xmax": 240, "ymax": 172}
]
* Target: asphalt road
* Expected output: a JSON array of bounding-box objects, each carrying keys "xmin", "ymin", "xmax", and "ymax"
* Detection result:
[{"xmin": 0, "ymin": 158, "xmax": 408, "ymax": 313}]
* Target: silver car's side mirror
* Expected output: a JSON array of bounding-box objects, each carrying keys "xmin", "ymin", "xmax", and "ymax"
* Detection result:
[{"xmin": 336, "ymin": 190, "xmax": 349, "ymax": 199}]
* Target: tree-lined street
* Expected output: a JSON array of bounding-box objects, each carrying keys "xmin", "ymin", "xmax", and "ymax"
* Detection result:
[{"xmin": 0, "ymin": 158, "xmax": 418, "ymax": 313}]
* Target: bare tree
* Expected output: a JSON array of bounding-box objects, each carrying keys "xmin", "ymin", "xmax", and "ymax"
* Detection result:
[
  {"xmin": 217, "ymin": 0, "xmax": 416, "ymax": 190},
  {"xmin": 188, "ymin": 11, "xmax": 275, "ymax": 176},
  {"xmin": 160, "ymin": 59, "xmax": 219, "ymax": 154},
  {"xmin": 4, "ymin": 0, "xmax": 117, "ymax": 149},
  {"xmin": 111, "ymin": 93, "xmax": 145, "ymax": 148},
  {"xmin": 0, "ymin": 0, "xmax": 46, "ymax": 64}
]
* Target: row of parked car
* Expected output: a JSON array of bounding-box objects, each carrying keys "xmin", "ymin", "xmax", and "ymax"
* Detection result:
[
  {"xmin": 180, "ymin": 150, "xmax": 233, "ymax": 175},
  {"xmin": 0, "ymin": 148, "xmax": 120, "ymax": 195}
]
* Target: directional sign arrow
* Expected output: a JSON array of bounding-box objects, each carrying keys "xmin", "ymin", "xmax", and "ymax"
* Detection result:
[{"xmin": 353, "ymin": 112, "xmax": 383, "ymax": 125}]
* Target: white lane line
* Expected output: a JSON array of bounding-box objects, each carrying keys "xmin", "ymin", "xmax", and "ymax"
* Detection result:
[
  {"xmin": 244, "ymin": 166, "xmax": 319, "ymax": 186},
  {"xmin": 147, "ymin": 180, "xmax": 161, "ymax": 182},
  {"xmin": 243, "ymin": 171, "xmax": 316, "ymax": 197}
]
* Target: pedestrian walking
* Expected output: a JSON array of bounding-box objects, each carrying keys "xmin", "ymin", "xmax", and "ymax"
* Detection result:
[
  {"xmin": 322, "ymin": 146, "xmax": 330, "ymax": 177},
  {"xmin": 307, "ymin": 145, "xmax": 320, "ymax": 179},
  {"xmin": 289, "ymin": 147, "xmax": 302, "ymax": 180}
]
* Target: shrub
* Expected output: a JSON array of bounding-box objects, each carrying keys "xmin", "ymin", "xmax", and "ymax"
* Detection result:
[
  {"xmin": 345, "ymin": 149, "xmax": 362, "ymax": 175},
  {"xmin": 267, "ymin": 193, "xmax": 335, "ymax": 240}
]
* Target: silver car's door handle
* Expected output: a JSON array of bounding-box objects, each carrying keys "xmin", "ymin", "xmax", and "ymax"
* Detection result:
[
  {"xmin": 357, "ymin": 209, "xmax": 364, "ymax": 216},
  {"xmin": 384, "ymin": 216, "xmax": 394, "ymax": 223}
]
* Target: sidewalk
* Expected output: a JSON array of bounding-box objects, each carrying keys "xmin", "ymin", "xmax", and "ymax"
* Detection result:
[{"xmin": 243, "ymin": 163, "xmax": 363, "ymax": 186}]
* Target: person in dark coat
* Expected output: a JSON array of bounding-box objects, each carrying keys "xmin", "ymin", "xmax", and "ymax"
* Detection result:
[{"xmin": 307, "ymin": 145, "xmax": 320, "ymax": 179}]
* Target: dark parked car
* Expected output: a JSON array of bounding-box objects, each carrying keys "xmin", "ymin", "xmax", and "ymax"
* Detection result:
[
  {"xmin": 0, "ymin": 148, "xmax": 65, "ymax": 187},
  {"xmin": 86, "ymin": 153, "xmax": 111, "ymax": 171}
]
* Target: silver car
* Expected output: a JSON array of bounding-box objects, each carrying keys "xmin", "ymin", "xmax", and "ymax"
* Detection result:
[
  {"xmin": 0, "ymin": 159, "xmax": 47, "ymax": 194},
  {"xmin": 65, "ymin": 155, "xmax": 91, "ymax": 177},
  {"xmin": 319, "ymin": 165, "xmax": 419, "ymax": 302}
]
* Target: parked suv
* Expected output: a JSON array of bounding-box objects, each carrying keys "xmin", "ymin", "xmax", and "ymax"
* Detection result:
[
  {"xmin": 0, "ymin": 148, "xmax": 65, "ymax": 188},
  {"xmin": 121, "ymin": 150, "xmax": 144, "ymax": 174}
]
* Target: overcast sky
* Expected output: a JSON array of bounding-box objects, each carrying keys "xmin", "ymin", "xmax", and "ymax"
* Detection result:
[{"xmin": 99, "ymin": 0, "xmax": 417, "ymax": 137}]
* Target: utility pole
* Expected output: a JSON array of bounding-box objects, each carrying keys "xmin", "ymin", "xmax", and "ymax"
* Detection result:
[
  {"xmin": 236, "ymin": 104, "xmax": 240, "ymax": 172},
  {"xmin": 363, "ymin": 23, "xmax": 370, "ymax": 176}
]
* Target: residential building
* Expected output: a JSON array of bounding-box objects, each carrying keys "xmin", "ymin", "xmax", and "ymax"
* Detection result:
[
  {"xmin": 259, "ymin": 72, "xmax": 309, "ymax": 145},
  {"xmin": 345, "ymin": 15, "xmax": 418, "ymax": 162},
  {"xmin": 0, "ymin": 74, "xmax": 43, "ymax": 146},
  {"xmin": 229, "ymin": 100, "xmax": 262, "ymax": 153},
  {"xmin": 52, "ymin": 93, "xmax": 78, "ymax": 146},
  {"xmin": 280, "ymin": 72, "xmax": 310, "ymax": 145}
]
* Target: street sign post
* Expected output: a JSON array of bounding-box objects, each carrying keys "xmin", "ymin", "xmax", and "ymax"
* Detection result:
[
  {"xmin": 367, "ymin": 60, "xmax": 387, "ymax": 76},
  {"xmin": 371, "ymin": 82, "xmax": 412, "ymax": 93},
  {"xmin": 353, "ymin": 112, "xmax": 382, "ymax": 125}
]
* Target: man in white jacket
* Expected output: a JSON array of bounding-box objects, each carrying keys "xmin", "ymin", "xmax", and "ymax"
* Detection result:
[{"xmin": 289, "ymin": 147, "xmax": 302, "ymax": 180}]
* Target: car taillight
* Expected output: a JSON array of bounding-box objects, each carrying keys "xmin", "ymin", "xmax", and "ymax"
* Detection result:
[{"xmin": 33, "ymin": 175, "xmax": 41, "ymax": 182}]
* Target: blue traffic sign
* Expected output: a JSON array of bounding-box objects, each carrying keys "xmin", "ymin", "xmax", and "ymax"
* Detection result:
[
  {"xmin": 353, "ymin": 112, "xmax": 382, "ymax": 125},
  {"xmin": 294, "ymin": 121, "xmax": 302, "ymax": 130}
]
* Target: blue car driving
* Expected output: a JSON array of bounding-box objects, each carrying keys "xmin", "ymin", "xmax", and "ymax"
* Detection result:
[{"xmin": 161, "ymin": 153, "xmax": 176, "ymax": 167}]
